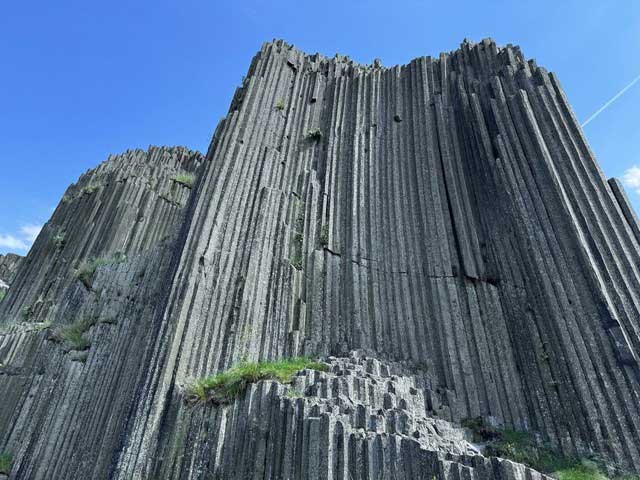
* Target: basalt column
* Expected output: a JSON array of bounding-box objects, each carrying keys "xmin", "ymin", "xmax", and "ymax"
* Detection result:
[
  {"xmin": 2, "ymin": 39, "xmax": 640, "ymax": 480},
  {"xmin": 118, "ymin": 39, "xmax": 640, "ymax": 477},
  {"xmin": 0, "ymin": 146, "xmax": 203, "ymax": 479}
]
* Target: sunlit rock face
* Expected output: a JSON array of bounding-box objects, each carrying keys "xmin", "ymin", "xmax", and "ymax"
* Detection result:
[
  {"xmin": 1, "ymin": 39, "xmax": 640, "ymax": 479},
  {"xmin": 0, "ymin": 254, "xmax": 22, "ymax": 291}
]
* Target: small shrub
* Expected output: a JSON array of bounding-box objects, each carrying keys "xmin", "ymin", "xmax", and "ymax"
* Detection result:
[
  {"xmin": 290, "ymin": 254, "xmax": 303, "ymax": 270},
  {"xmin": 462, "ymin": 417, "xmax": 614, "ymax": 476},
  {"xmin": 171, "ymin": 173, "xmax": 196, "ymax": 189},
  {"xmin": 0, "ymin": 451, "xmax": 12, "ymax": 475},
  {"xmin": 81, "ymin": 185, "xmax": 98, "ymax": 195},
  {"xmin": 484, "ymin": 430, "xmax": 546, "ymax": 470},
  {"xmin": 52, "ymin": 229, "xmax": 66, "ymax": 250},
  {"xmin": 305, "ymin": 128, "xmax": 322, "ymax": 141},
  {"xmin": 275, "ymin": 99, "xmax": 285, "ymax": 110},
  {"xmin": 54, "ymin": 317, "xmax": 96, "ymax": 351},
  {"xmin": 186, "ymin": 357, "xmax": 327, "ymax": 405},
  {"xmin": 20, "ymin": 305, "xmax": 32, "ymax": 321}
]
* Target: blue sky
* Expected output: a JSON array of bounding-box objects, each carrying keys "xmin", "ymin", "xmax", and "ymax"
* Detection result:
[{"xmin": 1, "ymin": 0, "xmax": 639, "ymax": 255}]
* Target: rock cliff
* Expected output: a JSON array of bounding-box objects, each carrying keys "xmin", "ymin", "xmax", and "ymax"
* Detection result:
[
  {"xmin": 1, "ymin": 39, "xmax": 639, "ymax": 479},
  {"xmin": 0, "ymin": 254, "xmax": 22, "ymax": 293}
]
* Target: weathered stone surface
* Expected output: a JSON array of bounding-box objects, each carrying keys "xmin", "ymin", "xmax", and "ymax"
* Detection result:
[
  {"xmin": 0, "ymin": 254, "xmax": 22, "ymax": 292},
  {"xmin": 1, "ymin": 39, "xmax": 640, "ymax": 479},
  {"xmin": 0, "ymin": 146, "xmax": 203, "ymax": 479},
  {"xmin": 153, "ymin": 351, "xmax": 552, "ymax": 479}
]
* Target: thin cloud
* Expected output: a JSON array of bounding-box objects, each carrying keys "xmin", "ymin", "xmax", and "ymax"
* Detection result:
[
  {"xmin": 622, "ymin": 166, "xmax": 640, "ymax": 195},
  {"xmin": 582, "ymin": 73, "xmax": 640, "ymax": 127},
  {"xmin": 0, "ymin": 223, "xmax": 44, "ymax": 253},
  {"xmin": 0, "ymin": 234, "xmax": 30, "ymax": 251},
  {"xmin": 20, "ymin": 224, "xmax": 43, "ymax": 243}
]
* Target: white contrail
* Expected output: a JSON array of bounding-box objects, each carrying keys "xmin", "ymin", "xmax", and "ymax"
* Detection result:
[{"xmin": 582, "ymin": 73, "xmax": 640, "ymax": 127}]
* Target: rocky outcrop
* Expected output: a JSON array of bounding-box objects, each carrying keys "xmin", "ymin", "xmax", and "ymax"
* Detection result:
[
  {"xmin": 159, "ymin": 351, "xmax": 551, "ymax": 479},
  {"xmin": 0, "ymin": 146, "xmax": 203, "ymax": 479},
  {"xmin": 0, "ymin": 254, "xmax": 22, "ymax": 292},
  {"xmin": 1, "ymin": 39, "xmax": 640, "ymax": 479}
]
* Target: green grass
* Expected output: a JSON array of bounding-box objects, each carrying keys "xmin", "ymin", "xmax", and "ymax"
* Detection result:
[
  {"xmin": 290, "ymin": 254, "xmax": 303, "ymax": 270},
  {"xmin": 76, "ymin": 252, "xmax": 127, "ymax": 289},
  {"xmin": 555, "ymin": 462, "xmax": 608, "ymax": 480},
  {"xmin": 171, "ymin": 173, "xmax": 196, "ymax": 189},
  {"xmin": 52, "ymin": 229, "xmax": 66, "ymax": 250},
  {"xmin": 305, "ymin": 128, "xmax": 322, "ymax": 140},
  {"xmin": 20, "ymin": 305, "xmax": 32, "ymax": 321},
  {"xmin": 0, "ymin": 290, "xmax": 5, "ymax": 303},
  {"xmin": 54, "ymin": 317, "xmax": 97, "ymax": 351},
  {"xmin": 461, "ymin": 417, "xmax": 607, "ymax": 476},
  {"xmin": 483, "ymin": 429, "xmax": 576, "ymax": 473},
  {"xmin": 186, "ymin": 357, "xmax": 327, "ymax": 405},
  {"xmin": 0, "ymin": 452, "xmax": 12, "ymax": 475},
  {"xmin": 285, "ymin": 387, "xmax": 304, "ymax": 399}
]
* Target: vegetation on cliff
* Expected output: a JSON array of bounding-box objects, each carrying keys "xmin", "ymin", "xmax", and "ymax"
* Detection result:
[
  {"xmin": 52, "ymin": 317, "xmax": 96, "ymax": 351},
  {"xmin": 186, "ymin": 357, "xmax": 327, "ymax": 404},
  {"xmin": 75, "ymin": 252, "xmax": 127, "ymax": 289},
  {"xmin": 171, "ymin": 172, "xmax": 196, "ymax": 189},
  {"xmin": 462, "ymin": 417, "xmax": 633, "ymax": 479},
  {"xmin": 0, "ymin": 452, "xmax": 12, "ymax": 475}
]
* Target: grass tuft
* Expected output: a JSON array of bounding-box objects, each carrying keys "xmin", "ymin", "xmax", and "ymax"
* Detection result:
[
  {"xmin": 171, "ymin": 173, "xmax": 196, "ymax": 189},
  {"xmin": 20, "ymin": 305, "xmax": 32, "ymax": 321},
  {"xmin": 52, "ymin": 229, "xmax": 66, "ymax": 250},
  {"xmin": 290, "ymin": 253, "xmax": 303, "ymax": 270},
  {"xmin": 76, "ymin": 252, "xmax": 127, "ymax": 289},
  {"xmin": 186, "ymin": 357, "xmax": 327, "ymax": 405},
  {"xmin": 53, "ymin": 317, "xmax": 97, "ymax": 351},
  {"xmin": 305, "ymin": 128, "xmax": 322, "ymax": 141},
  {"xmin": 0, "ymin": 290, "xmax": 5, "ymax": 303},
  {"xmin": 555, "ymin": 462, "xmax": 608, "ymax": 480},
  {"xmin": 461, "ymin": 417, "xmax": 627, "ymax": 478},
  {"xmin": 0, "ymin": 452, "xmax": 12, "ymax": 475},
  {"xmin": 275, "ymin": 99, "xmax": 285, "ymax": 110}
]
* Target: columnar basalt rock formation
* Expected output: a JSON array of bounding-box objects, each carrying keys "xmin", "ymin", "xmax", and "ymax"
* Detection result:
[
  {"xmin": 1, "ymin": 39, "xmax": 639, "ymax": 479},
  {"xmin": 0, "ymin": 254, "xmax": 22, "ymax": 292},
  {"xmin": 0, "ymin": 146, "xmax": 203, "ymax": 479}
]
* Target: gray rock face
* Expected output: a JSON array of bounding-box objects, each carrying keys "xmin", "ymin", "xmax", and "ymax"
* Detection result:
[
  {"xmin": 0, "ymin": 254, "xmax": 22, "ymax": 293},
  {"xmin": 163, "ymin": 351, "xmax": 552, "ymax": 479},
  {"xmin": 0, "ymin": 146, "xmax": 203, "ymax": 479},
  {"xmin": 1, "ymin": 39, "xmax": 640, "ymax": 479}
]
